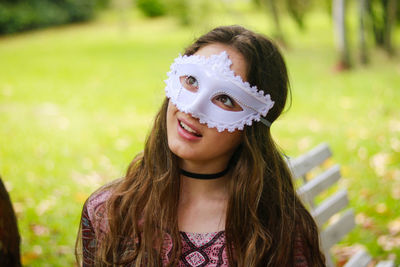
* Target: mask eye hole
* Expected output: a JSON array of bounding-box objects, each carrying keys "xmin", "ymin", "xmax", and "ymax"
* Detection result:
[
  {"xmin": 212, "ymin": 94, "xmax": 243, "ymax": 112},
  {"xmin": 179, "ymin": 75, "xmax": 199, "ymax": 92}
]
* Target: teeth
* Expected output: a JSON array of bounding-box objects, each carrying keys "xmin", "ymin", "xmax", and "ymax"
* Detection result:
[{"xmin": 180, "ymin": 121, "xmax": 199, "ymax": 135}]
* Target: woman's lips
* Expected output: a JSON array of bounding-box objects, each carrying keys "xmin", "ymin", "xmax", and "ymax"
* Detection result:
[{"xmin": 177, "ymin": 118, "xmax": 202, "ymax": 141}]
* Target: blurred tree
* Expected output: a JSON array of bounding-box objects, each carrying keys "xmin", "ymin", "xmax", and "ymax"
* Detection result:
[
  {"xmin": 286, "ymin": 0, "xmax": 311, "ymax": 30},
  {"xmin": 332, "ymin": 0, "xmax": 351, "ymax": 69},
  {"xmin": 111, "ymin": 0, "xmax": 132, "ymax": 31},
  {"xmin": 251, "ymin": 0, "xmax": 286, "ymax": 45},
  {"xmin": 383, "ymin": 0, "xmax": 397, "ymax": 55},
  {"xmin": 252, "ymin": 0, "xmax": 313, "ymax": 45},
  {"xmin": 96, "ymin": 0, "xmax": 111, "ymax": 8},
  {"xmin": 358, "ymin": 0, "xmax": 369, "ymax": 64},
  {"xmin": 164, "ymin": 0, "xmax": 190, "ymax": 25},
  {"xmin": 136, "ymin": 0, "xmax": 166, "ymax": 17},
  {"xmin": 264, "ymin": 0, "xmax": 285, "ymax": 44},
  {"xmin": 0, "ymin": 0, "xmax": 100, "ymax": 34},
  {"xmin": 368, "ymin": 0, "xmax": 398, "ymax": 56},
  {"xmin": 164, "ymin": 0, "xmax": 214, "ymax": 27},
  {"xmin": 134, "ymin": 0, "xmax": 213, "ymax": 27}
]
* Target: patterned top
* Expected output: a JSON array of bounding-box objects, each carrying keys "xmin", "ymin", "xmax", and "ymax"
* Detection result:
[{"xmin": 80, "ymin": 190, "xmax": 309, "ymax": 266}]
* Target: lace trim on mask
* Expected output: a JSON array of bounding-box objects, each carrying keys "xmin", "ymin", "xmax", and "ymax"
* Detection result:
[{"xmin": 167, "ymin": 51, "xmax": 273, "ymax": 105}]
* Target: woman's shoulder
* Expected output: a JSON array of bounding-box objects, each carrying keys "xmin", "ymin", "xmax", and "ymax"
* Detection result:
[
  {"xmin": 83, "ymin": 181, "xmax": 120, "ymax": 234},
  {"xmin": 85, "ymin": 189, "xmax": 112, "ymax": 221}
]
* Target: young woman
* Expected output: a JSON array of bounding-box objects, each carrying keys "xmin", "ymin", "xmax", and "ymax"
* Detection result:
[{"xmin": 76, "ymin": 25, "xmax": 326, "ymax": 266}]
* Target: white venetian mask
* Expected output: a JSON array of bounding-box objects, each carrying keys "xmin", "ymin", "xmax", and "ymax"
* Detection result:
[{"xmin": 164, "ymin": 51, "xmax": 274, "ymax": 132}]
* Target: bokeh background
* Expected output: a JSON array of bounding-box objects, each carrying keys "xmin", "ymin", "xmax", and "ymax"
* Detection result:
[{"xmin": 0, "ymin": 0, "xmax": 399, "ymax": 266}]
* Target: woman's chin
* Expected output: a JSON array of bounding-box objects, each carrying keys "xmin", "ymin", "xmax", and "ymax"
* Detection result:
[{"xmin": 169, "ymin": 144, "xmax": 200, "ymax": 162}]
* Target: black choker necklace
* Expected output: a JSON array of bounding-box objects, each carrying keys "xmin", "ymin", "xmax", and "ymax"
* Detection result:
[{"xmin": 180, "ymin": 167, "xmax": 229, "ymax": 180}]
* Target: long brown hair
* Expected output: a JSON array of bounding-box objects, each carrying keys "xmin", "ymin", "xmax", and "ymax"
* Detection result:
[{"xmin": 76, "ymin": 25, "xmax": 325, "ymax": 266}]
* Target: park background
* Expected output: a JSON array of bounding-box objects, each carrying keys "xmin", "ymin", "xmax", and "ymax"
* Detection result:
[{"xmin": 0, "ymin": 0, "xmax": 399, "ymax": 266}]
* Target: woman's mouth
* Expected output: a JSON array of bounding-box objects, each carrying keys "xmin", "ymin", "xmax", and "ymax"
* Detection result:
[{"xmin": 177, "ymin": 119, "xmax": 202, "ymax": 140}]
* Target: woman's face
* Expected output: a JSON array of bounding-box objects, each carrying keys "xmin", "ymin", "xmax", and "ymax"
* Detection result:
[{"xmin": 166, "ymin": 43, "xmax": 247, "ymax": 170}]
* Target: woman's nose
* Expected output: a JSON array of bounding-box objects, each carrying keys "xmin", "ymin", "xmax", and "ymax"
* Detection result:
[{"xmin": 186, "ymin": 91, "xmax": 209, "ymax": 115}]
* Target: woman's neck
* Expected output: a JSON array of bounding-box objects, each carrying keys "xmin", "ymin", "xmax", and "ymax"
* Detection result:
[
  {"xmin": 180, "ymin": 174, "xmax": 229, "ymax": 201},
  {"xmin": 177, "ymin": 158, "xmax": 230, "ymax": 232},
  {"xmin": 178, "ymin": 174, "xmax": 229, "ymax": 233}
]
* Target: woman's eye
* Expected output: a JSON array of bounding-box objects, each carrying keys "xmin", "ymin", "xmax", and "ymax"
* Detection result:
[
  {"xmin": 180, "ymin": 75, "xmax": 198, "ymax": 92},
  {"xmin": 216, "ymin": 95, "xmax": 234, "ymax": 107},
  {"xmin": 213, "ymin": 94, "xmax": 243, "ymax": 112},
  {"xmin": 186, "ymin": 76, "xmax": 198, "ymax": 86}
]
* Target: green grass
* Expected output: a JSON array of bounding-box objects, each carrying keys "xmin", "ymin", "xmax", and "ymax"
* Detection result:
[{"xmin": 0, "ymin": 6, "xmax": 399, "ymax": 266}]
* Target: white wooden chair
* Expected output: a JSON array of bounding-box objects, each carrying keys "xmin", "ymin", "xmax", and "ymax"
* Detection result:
[{"xmin": 288, "ymin": 143, "xmax": 396, "ymax": 267}]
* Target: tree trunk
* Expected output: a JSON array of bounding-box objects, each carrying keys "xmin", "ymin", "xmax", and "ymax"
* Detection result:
[
  {"xmin": 369, "ymin": 0, "xmax": 384, "ymax": 46},
  {"xmin": 265, "ymin": 0, "xmax": 286, "ymax": 46},
  {"xmin": 286, "ymin": 0, "xmax": 308, "ymax": 30},
  {"xmin": 359, "ymin": 0, "xmax": 369, "ymax": 64},
  {"xmin": 383, "ymin": 0, "xmax": 397, "ymax": 55},
  {"xmin": 333, "ymin": 0, "xmax": 351, "ymax": 70},
  {"xmin": 0, "ymin": 177, "xmax": 21, "ymax": 267},
  {"xmin": 112, "ymin": 0, "xmax": 132, "ymax": 32}
]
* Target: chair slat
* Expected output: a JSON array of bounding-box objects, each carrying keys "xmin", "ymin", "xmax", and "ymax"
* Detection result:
[
  {"xmin": 288, "ymin": 143, "xmax": 332, "ymax": 179},
  {"xmin": 297, "ymin": 164, "xmax": 341, "ymax": 202},
  {"xmin": 320, "ymin": 209, "xmax": 355, "ymax": 250},
  {"xmin": 312, "ymin": 189, "xmax": 349, "ymax": 227},
  {"xmin": 292, "ymin": 143, "xmax": 397, "ymax": 265},
  {"xmin": 343, "ymin": 249, "xmax": 372, "ymax": 267},
  {"xmin": 375, "ymin": 261, "xmax": 396, "ymax": 267}
]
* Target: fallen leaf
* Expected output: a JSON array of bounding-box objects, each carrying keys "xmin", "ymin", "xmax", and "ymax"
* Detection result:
[
  {"xmin": 4, "ymin": 180, "xmax": 13, "ymax": 192},
  {"xmin": 322, "ymin": 158, "xmax": 334, "ymax": 168},
  {"xmin": 387, "ymin": 253, "xmax": 397, "ymax": 261},
  {"xmin": 390, "ymin": 137, "xmax": 400, "ymax": 152},
  {"xmin": 36, "ymin": 197, "xmax": 56, "ymax": 215},
  {"xmin": 346, "ymin": 138, "xmax": 357, "ymax": 151},
  {"xmin": 389, "ymin": 119, "xmax": 400, "ymax": 133},
  {"xmin": 115, "ymin": 137, "xmax": 131, "ymax": 151},
  {"xmin": 2, "ymin": 84, "xmax": 13, "ymax": 96},
  {"xmin": 357, "ymin": 147, "xmax": 368, "ymax": 160},
  {"xmin": 32, "ymin": 245, "xmax": 43, "ymax": 255},
  {"xmin": 359, "ymin": 188, "xmax": 371, "ymax": 199},
  {"xmin": 355, "ymin": 213, "xmax": 375, "ymax": 229},
  {"xmin": 30, "ymin": 224, "xmax": 50, "ymax": 236},
  {"xmin": 392, "ymin": 185, "xmax": 400, "ymax": 200},
  {"xmin": 12, "ymin": 202, "xmax": 24, "ymax": 215},
  {"xmin": 35, "ymin": 102, "xmax": 59, "ymax": 116},
  {"xmin": 21, "ymin": 245, "xmax": 42, "ymax": 265},
  {"xmin": 57, "ymin": 245, "xmax": 73, "ymax": 255},
  {"xmin": 341, "ymin": 166, "xmax": 351, "ymax": 178},
  {"xmin": 370, "ymin": 152, "xmax": 390, "ymax": 177},
  {"xmin": 71, "ymin": 171, "xmax": 105, "ymax": 188},
  {"xmin": 75, "ymin": 192, "xmax": 89, "ymax": 203},
  {"xmin": 21, "ymin": 251, "xmax": 40, "ymax": 265},
  {"xmin": 331, "ymin": 244, "xmax": 365, "ymax": 266},
  {"xmin": 388, "ymin": 218, "xmax": 400, "ymax": 235},
  {"xmin": 378, "ymin": 235, "xmax": 400, "ymax": 251},
  {"xmin": 376, "ymin": 203, "xmax": 388, "ymax": 214},
  {"xmin": 308, "ymin": 119, "xmax": 321, "ymax": 132},
  {"xmin": 297, "ymin": 137, "xmax": 311, "ymax": 152}
]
